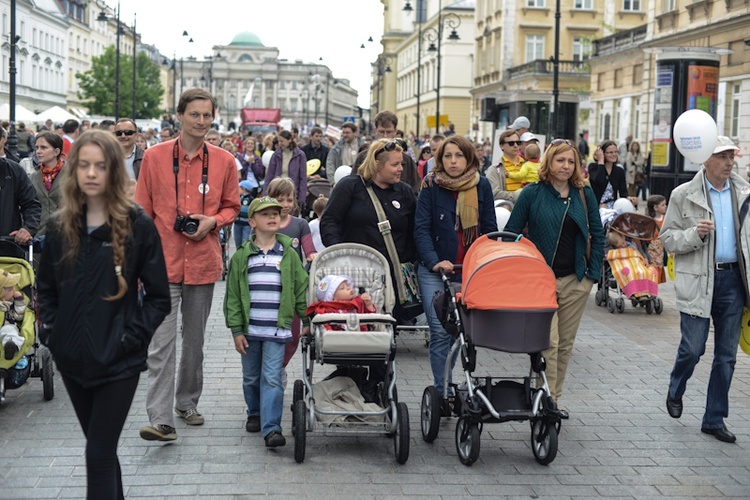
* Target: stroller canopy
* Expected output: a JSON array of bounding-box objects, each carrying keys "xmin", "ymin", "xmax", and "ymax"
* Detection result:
[
  {"xmin": 461, "ymin": 235, "xmax": 558, "ymax": 311},
  {"xmin": 609, "ymin": 213, "xmax": 657, "ymax": 241}
]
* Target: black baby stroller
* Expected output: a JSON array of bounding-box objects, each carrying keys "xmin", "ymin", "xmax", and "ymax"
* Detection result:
[
  {"xmin": 0, "ymin": 237, "xmax": 54, "ymax": 404},
  {"xmin": 304, "ymin": 176, "xmax": 331, "ymax": 221},
  {"xmin": 420, "ymin": 232, "xmax": 562, "ymax": 466}
]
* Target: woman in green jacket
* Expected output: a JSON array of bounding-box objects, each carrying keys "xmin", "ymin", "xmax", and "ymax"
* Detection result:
[{"xmin": 505, "ymin": 139, "xmax": 605, "ymax": 417}]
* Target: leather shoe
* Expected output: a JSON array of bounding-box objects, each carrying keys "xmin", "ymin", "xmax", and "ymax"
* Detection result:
[
  {"xmin": 701, "ymin": 426, "xmax": 736, "ymax": 443},
  {"xmin": 666, "ymin": 395, "xmax": 682, "ymax": 419}
]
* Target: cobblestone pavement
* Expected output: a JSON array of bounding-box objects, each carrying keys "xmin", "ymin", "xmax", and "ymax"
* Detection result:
[{"xmin": 1, "ymin": 279, "xmax": 749, "ymax": 499}]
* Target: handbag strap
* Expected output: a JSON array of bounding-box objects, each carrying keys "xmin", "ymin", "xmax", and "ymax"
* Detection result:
[
  {"xmin": 578, "ymin": 187, "xmax": 591, "ymax": 261},
  {"xmin": 363, "ymin": 181, "xmax": 409, "ymax": 302}
]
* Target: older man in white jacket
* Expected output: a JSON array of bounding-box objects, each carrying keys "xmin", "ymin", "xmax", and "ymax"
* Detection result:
[{"xmin": 660, "ymin": 136, "xmax": 748, "ymax": 444}]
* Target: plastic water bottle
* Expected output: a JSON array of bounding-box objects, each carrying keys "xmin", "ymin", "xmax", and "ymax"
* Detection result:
[
  {"xmin": 346, "ymin": 313, "xmax": 359, "ymax": 331},
  {"xmin": 14, "ymin": 356, "xmax": 28, "ymax": 370},
  {"xmin": 10, "ymin": 355, "xmax": 29, "ymax": 388}
]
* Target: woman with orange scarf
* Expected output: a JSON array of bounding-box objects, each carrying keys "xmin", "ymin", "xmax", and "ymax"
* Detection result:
[
  {"xmin": 415, "ymin": 135, "xmax": 497, "ymax": 399},
  {"xmin": 31, "ymin": 131, "xmax": 65, "ymax": 237}
]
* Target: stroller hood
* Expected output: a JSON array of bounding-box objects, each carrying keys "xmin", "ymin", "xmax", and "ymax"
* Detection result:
[
  {"xmin": 461, "ymin": 235, "xmax": 557, "ymax": 311},
  {"xmin": 609, "ymin": 213, "xmax": 657, "ymax": 241}
]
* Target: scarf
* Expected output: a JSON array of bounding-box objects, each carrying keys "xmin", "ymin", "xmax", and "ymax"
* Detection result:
[
  {"xmin": 41, "ymin": 159, "xmax": 64, "ymax": 191},
  {"xmin": 424, "ymin": 167, "xmax": 481, "ymax": 246}
]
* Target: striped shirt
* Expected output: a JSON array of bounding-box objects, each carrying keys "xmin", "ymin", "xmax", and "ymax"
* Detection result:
[{"xmin": 246, "ymin": 241, "xmax": 292, "ymax": 342}]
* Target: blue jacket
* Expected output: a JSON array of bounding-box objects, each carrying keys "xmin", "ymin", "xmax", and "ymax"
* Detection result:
[{"xmin": 415, "ymin": 176, "xmax": 498, "ymax": 271}]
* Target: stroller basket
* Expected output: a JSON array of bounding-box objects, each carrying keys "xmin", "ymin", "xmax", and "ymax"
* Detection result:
[{"xmin": 463, "ymin": 308, "xmax": 555, "ymax": 353}]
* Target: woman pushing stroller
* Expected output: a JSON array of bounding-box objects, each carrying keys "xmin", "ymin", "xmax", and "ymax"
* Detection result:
[{"xmin": 505, "ymin": 139, "xmax": 605, "ymax": 417}]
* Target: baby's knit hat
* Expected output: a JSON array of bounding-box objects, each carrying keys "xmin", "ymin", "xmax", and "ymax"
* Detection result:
[{"xmin": 317, "ymin": 275, "xmax": 353, "ymax": 302}]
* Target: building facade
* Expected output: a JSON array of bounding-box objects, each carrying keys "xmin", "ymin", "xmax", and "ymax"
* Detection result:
[
  {"xmin": 177, "ymin": 32, "xmax": 359, "ymax": 131},
  {"xmin": 0, "ymin": 0, "xmax": 69, "ymax": 114}
]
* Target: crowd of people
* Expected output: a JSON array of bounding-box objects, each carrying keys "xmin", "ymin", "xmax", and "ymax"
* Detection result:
[{"xmin": 1, "ymin": 90, "xmax": 746, "ymax": 499}]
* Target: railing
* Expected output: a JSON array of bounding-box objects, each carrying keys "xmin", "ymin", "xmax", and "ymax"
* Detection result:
[
  {"xmin": 592, "ymin": 25, "xmax": 648, "ymax": 56},
  {"xmin": 506, "ymin": 59, "xmax": 591, "ymax": 80}
]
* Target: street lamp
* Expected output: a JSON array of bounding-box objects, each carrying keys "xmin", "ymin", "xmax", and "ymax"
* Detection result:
[
  {"xmin": 404, "ymin": 0, "xmax": 427, "ymax": 140},
  {"xmin": 372, "ymin": 55, "xmax": 392, "ymax": 116},
  {"xmin": 7, "ymin": 0, "xmax": 19, "ymax": 157},
  {"xmin": 424, "ymin": 4, "xmax": 461, "ymax": 134},
  {"xmin": 97, "ymin": 0, "xmax": 122, "ymax": 119},
  {"xmin": 131, "ymin": 14, "xmax": 137, "ymax": 120},
  {"xmin": 547, "ymin": 0, "xmax": 562, "ymax": 139}
]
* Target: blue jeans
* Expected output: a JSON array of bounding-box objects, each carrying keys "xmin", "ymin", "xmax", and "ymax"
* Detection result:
[
  {"xmin": 241, "ymin": 339, "xmax": 285, "ymax": 437},
  {"xmin": 668, "ymin": 268, "xmax": 745, "ymax": 429},
  {"xmin": 234, "ymin": 223, "xmax": 251, "ymax": 249},
  {"xmin": 417, "ymin": 263, "xmax": 459, "ymax": 396}
]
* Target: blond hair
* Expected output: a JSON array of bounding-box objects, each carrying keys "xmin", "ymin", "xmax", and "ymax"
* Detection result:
[{"xmin": 356, "ymin": 139, "xmax": 403, "ymax": 181}]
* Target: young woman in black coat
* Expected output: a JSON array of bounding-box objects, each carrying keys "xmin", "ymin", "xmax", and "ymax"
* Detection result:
[
  {"xmin": 587, "ymin": 140, "xmax": 637, "ymax": 208},
  {"xmin": 38, "ymin": 130, "xmax": 170, "ymax": 500}
]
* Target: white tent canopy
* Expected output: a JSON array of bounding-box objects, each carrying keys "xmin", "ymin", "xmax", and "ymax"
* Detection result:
[
  {"xmin": 35, "ymin": 105, "xmax": 77, "ymax": 124},
  {"xmin": 0, "ymin": 103, "xmax": 38, "ymax": 122}
]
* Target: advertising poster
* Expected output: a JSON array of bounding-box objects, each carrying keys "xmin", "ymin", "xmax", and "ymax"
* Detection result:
[
  {"xmin": 651, "ymin": 142, "xmax": 669, "ymax": 167},
  {"xmin": 687, "ymin": 65, "xmax": 718, "ymax": 115}
]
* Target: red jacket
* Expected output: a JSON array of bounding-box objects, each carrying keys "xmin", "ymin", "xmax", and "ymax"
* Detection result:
[{"xmin": 305, "ymin": 297, "xmax": 375, "ymax": 331}]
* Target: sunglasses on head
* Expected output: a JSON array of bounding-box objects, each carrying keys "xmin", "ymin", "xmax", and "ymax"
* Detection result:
[
  {"xmin": 377, "ymin": 140, "xmax": 399, "ymax": 154},
  {"xmin": 115, "ymin": 130, "xmax": 137, "ymax": 137},
  {"xmin": 550, "ymin": 138, "xmax": 573, "ymax": 147},
  {"xmin": 502, "ymin": 140, "xmax": 522, "ymax": 146}
]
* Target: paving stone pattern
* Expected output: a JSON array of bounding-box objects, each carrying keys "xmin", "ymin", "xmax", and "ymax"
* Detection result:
[{"xmin": 1, "ymin": 281, "xmax": 749, "ymax": 499}]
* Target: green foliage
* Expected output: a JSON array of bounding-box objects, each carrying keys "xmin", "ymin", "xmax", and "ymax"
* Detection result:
[{"xmin": 77, "ymin": 46, "xmax": 164, "ymax": 119}]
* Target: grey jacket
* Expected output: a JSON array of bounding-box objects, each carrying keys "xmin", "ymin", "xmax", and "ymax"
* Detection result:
[
  {"xmin": 326, "ymin": 137, "xmax": 365, "ymax": 185},
  {"xmin": 485, "ymin": 162, "xmax": 517, "ymax": 205},
  {"xmin": 31, "ymin": 170, "xmax": 62, "ymax": 237},
  {"xmin": 659, "ymin": 170, "xmax": 750, "ymax": 317}
]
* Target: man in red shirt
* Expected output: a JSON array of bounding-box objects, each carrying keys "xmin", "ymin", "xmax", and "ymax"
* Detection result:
[{"xmin": 135, "ymin": 88, "xmax": 240, "ymax": 441}]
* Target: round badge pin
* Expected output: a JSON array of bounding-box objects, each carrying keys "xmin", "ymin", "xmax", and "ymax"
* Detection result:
[
  {"xmin": 392, "ymin": 200, "xmax": 401, "ymax": 209},
  {"xmin": 198, "ymin": 183, "xmax": 210, "ymax": 195}
]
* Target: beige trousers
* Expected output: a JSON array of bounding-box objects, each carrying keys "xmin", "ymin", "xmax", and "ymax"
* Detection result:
[{"xmin": 544, "ymin": 274, "xmax": 594, "ymax": 402}]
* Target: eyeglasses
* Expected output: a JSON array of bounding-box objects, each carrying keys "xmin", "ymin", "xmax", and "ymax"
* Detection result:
[
  {"xmin": 114, "ymin": 130, "xmax": 137, "ymax": 137},
  {"xmin": 376, "ymin": 140, "xmax": 399, "ymax": 155},
  {"xmin": 550, "ymin": 139, "xmax": 574, "ymax": 147},
  {"xmin": 502, "ymin": 141, "xmax": 522, "ymax": 146}
]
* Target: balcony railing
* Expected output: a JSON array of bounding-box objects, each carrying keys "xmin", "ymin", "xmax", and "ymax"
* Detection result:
[
  {"xmin": 592, "ymin": 24, "xmax": 648, "ymax": 56},
  {"xmin": 506, "ymin": 59, "xmax": 591, "ymax": 80}
]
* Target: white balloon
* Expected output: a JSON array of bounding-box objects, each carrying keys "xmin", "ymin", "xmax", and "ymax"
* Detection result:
[
  {"xmin": 334, "ymin": 165, "xmax": 352, "ymax": 185},
  {"xmin": 495, "ymin": 206, "xmax": 511, "ymax": 231},
  {"xmin": 673, "ymin": 109, "xmax": 718, "ymax": 165},
  {"xmin": 613, "ymin": 197, "xmax": 636, "ymax": 214},
  {"xmin": 261, "ymin": 150, "xmax": 274, "ymax": 168}
]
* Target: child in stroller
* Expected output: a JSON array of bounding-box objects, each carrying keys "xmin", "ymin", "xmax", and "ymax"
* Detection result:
[
  {"xmin": 305, "ymin": 275, "xmax": 376, "ymax": 331},
  {"xmin": 595, "ymin": 212, "xmax": 663, "ymax": 314},
  {"xmin": 1, "ymin": 270, "xmax": 26, "ymax": 359}
]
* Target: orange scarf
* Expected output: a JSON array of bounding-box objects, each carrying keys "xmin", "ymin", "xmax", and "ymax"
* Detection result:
[{"xmin": 41, "ymin": 159, "xmax": 64, "ymax": 191}]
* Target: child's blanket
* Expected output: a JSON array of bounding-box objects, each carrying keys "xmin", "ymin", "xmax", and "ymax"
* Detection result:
[{"xmin": 607, "ymin": 247, "xmax": 659, "ymax": 298}]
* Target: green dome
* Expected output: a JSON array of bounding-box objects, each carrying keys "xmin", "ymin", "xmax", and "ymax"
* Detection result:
[{"xmin": 229, "ymin": 32, "xmax": 264, "ymax": 47}]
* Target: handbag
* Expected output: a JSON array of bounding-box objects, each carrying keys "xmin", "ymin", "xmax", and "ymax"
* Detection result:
[{"xmin": 363, "ymin": 182, "xmax": 424, "ymax": 320}]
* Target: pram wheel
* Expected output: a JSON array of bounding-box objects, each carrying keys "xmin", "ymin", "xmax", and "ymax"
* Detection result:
[
  {"xmin": 631, "ymin": 298, "xmax": 638, "ymax": 307},
  {"xmin": 654, "ymin": 297, "xmax": 663, "ymax": 314},
  {"xmin": 41, "ymin": 348, "xmax": 54, "ymax": 401},
  {"xmin": 293, "ymin": 400, "xmax": 306, "ymax": 463},
  {"xmin": 530, "ymin": 419, "xmax": 558, "ymax": 465},
  {"xmin": 606, "ymin": 297, "xmax": 615, "ymax": 314},
  {"xmin": 455, "ymin": 417, "xmax": 480, "ymax": 466},
  {"xmin": 645, "ymin": 300, "xmax": 654, "ymax": 314},
  {"xmin": 615, "ymin": 298, "xmax": 625, "ymax": 313},
  {"xmin": 393, "ymin": 402, "xmax": 410, "ymax": 464},
  {"xmin": 594, "ymin": 289, "xmax": 604, "ymax": 306},
  {"xmin": 420, "ymin": 386, "xmax": 442, "ymax": 443},
  {"xmin": 293, "ymin": 379, "xmax": 305, "ymax": 406}
]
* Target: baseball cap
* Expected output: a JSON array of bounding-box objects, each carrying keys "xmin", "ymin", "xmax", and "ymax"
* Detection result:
[
  {"xmin": 239, "ymin": 180, "xmax": 254, "ymax": 192},
  {"xmin": 247, "ymin": 196, "xmax": 282, "ymax": 217},
  {"xmin": 519, "ymin": 132, "xmax": 538, "ymax": 143},
  {"xmin": 713, "ymin": 136, "xmax": 739, "ymax": 155},
  {"xmin": 0, "ymin": 270, "xmax": 21, "ymax": 289},
  {"xmin": 317, "ymin": 275, "xmax": 353, "ymax": 302},
  {"xmin": 510, "ymin": 116, "xmax": 531, "ymax": 131}
]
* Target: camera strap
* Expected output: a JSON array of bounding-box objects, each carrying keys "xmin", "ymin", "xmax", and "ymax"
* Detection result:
[{"xmin": 173, "ymin": 140, "xmax": 209, "ymax": 215}]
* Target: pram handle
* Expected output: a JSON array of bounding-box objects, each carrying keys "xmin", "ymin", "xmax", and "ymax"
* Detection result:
[
  {"xmin": 438, "ymin": 265, "xmax": 462, "ymax": 279},
  {"xmin": 484, "ymin": 231, "xmax": 523, "ymax": 242}
]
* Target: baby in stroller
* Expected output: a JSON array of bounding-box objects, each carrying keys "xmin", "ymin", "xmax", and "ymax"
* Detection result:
[
  {"xmin": 0, "ymin": 270, "xmax": 26, "ymax": 360},
  {"xmin": 306, "ymin": 275, "xmax": 376, "ymax": 331}
]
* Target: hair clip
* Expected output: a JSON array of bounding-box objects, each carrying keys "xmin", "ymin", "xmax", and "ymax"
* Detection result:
[{"xmin": 115, "ymin": 266, "xmax": 122, "ymax": 276}]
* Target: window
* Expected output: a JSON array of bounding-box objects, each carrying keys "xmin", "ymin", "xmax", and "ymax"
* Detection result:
[
  {"xmin": 729, "ymin": 40, "xmax": 744, "ymax": 65},
  {"xmin": 597, "ymin": 73, "xmax": 604, "ymax": 91},
  {"xmin": 527, "ymin": 0, "xmax": 546, "ymax": 6},
  {"xmin": 663, "ymin": 0, "xmax": 675, "ymax": 10},
  {"xmin": 525, "ymin": 35, "xmax": 544, "ymax": 63},
  {"xmin": 632, "ymin": 63, "xmax": 643, "ymax": 85},
  {"xmin": 33, "ymin": 28, "xmax": 37, "ymax": 46},
  {"xmin": 575, "ymin": 0, "xmax": 593, "ymax": 8},
  {"xmin": 634, "ymin": 97, "xmax": 641, "ymax": 139},
  {"xmin": 623, "ymin": 0, "xmax": 641, "ymax": 10},
  {"xmin": 731, "ymin": 83, "xmax": 741, "ymax": 137},
  {"xmin": 2, "ymin": 14, "xmax": 6, "ymax": 36},
  {"xmin": 572, "ymin": 37, "xmax": 591, "ymax": 61},
  {"xmin": 614, "ymin": 99, "xmax": 622, "ymax": 140}
]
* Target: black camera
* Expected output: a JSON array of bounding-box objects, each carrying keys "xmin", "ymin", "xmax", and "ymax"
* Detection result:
[{"xmin": 174, "ymin": 215, "xmax": 200, "ymax": 235}]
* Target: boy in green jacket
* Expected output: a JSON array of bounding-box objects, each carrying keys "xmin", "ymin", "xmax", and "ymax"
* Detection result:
[{"xmin": 224, "ymin": 196, "xmax": 310, "ymax": 448}]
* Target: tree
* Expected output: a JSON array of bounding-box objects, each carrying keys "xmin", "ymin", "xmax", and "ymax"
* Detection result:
[{"xmin": 77, "ymin": 46, "xmax": 164, "ymax": 119}]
